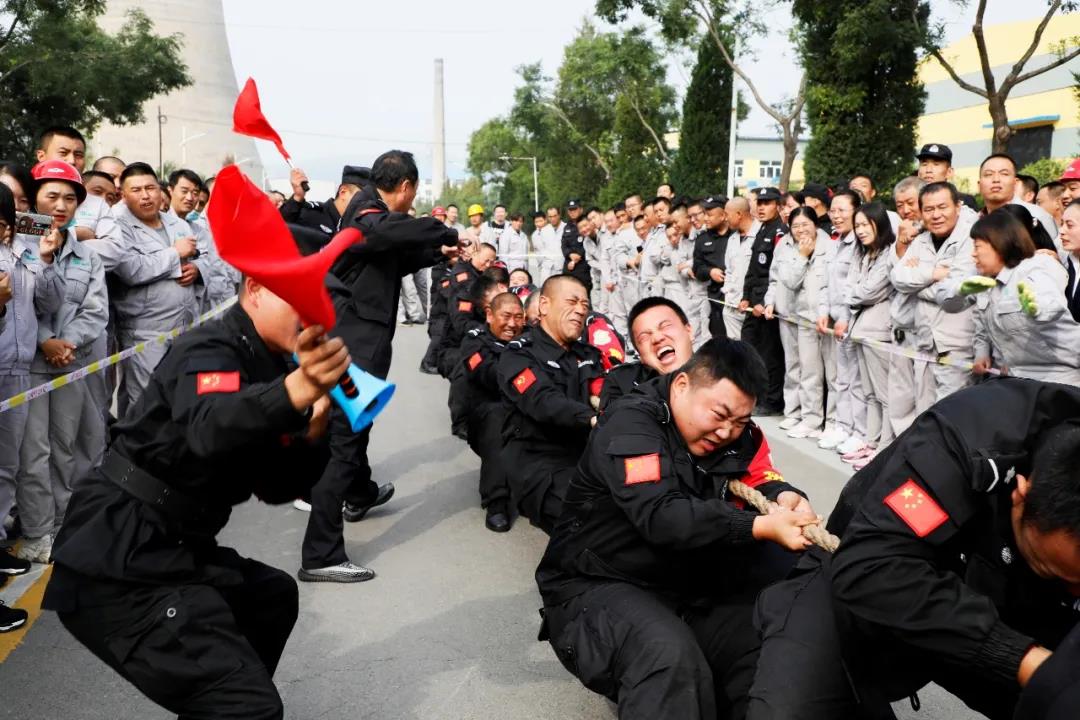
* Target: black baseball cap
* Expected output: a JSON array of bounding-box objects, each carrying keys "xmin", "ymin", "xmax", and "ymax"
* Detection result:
[
  {"xmin": 800, "ymin": 182, "xmax": 831, "ymax": 206},
  {"xmin": 916, "ymin": 144, "xmax": 953, "ymax": 163},
  {"xmin": 567, "ymin": 198, "xmax": 582, "ymax": 209},
  {"xmin": 341, "ymin": 165, "xmax": 371, "ymax": 187},
  {"xmin": 700, "ymin": 195, "xmax": 728, "ymax": 210},
  {"xmin": 757, "ymin": 186, "xmax": 782, "ymax": 202}
]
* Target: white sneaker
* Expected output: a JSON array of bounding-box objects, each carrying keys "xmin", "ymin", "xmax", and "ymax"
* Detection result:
[
  {"xmin": 836, "ymin": 435, "xmax": 865, "ymax": 455},
  {"xmin": 293, "ymin": 499, "xmax": 312, "ymax": 512},
  {"xmin": 778, "ymin": 416, "xmax": 801, "ymax": 431},
  {"xmin": 807, "ymin": 428, "xmax": 823, "ymax": 439},
  {"xmin": 818, "ymin": 429, "xmax": 848, "ymax": 450},
  {"xmin": 15, "ymin": 534, "xmax": 52, "ymax": 564},
  {"xmin": 786, "ymin": 422, "xmax": 818, "ymax": 439}
]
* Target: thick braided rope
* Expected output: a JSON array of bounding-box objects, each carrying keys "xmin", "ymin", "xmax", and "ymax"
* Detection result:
[{"xmin": 728, "ymin": 480, "xmax": 840, "ymax": 553}]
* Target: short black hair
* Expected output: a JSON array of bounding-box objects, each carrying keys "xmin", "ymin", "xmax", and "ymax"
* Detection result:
[
  {"xmin": 627, "ymin": 297, "xmax": 689, "ymax": 348},
  {"xmin": 92, "ymin": 155, "xmax": 125, "ymax": 173},
  {"xmin": 509, "ymin": 211, "xmax": 524, "ymax": 222},
  {"xmin": 37, "ymin": 125, "xmax": 86, "ymax": 150},
  {"xmin": 120, "ymin": 162, "xmax": 158, "ymax": 186},
  {"xmin": 1017, "ymin": 173, "xmax": 1039, "ymax": 197},
  {"xmin": 1023, "ymin": 423, "xmax": 1080, "ymax": 538},
  {"xmin": 996, "ymin": 203, "xmax": 1056, "ymax": 253},
  {"xmin": 679, "ymin": 337, "xmax": 767, "ymax": 400},
  {"xmin": 919, "ymin": 181, "xmax": 960, "ymax": 208},
  {"xmin": 850, "ymin": 173, "xmax": 875, "ymax": 190},
  {"xmin": 494, "ymin": 203, "xmax": 506, "ymax": 211},
  {"xmin": 830, "ymin": 188, "xmax": 862, "ymax": 210},
  {"xmin": 0, "ymin": 160, "xmax": 34, "ymax": 201},
  {"xmin": 651, "ymin": 196, "xmax": 672, "ymax": 210},
  {"xmin": 509, "ymin": 267, "xmax": 532, "ymax": 284},
  {"xmin": 980, "ymin": 153, "xmax": 1017, "ymax": 174},
  {"xmin": 613, "ymin": 201, "xmax": 627, "ymax": 213},
  {"xmin": 168, "ymin": 168, "xmax": 203, "ymax": 189},
  {"xmin": 539, "ymin": 273, "xmax": 586, "ymax": 298},
  {"xmin": 81, "ymin": 170, "xmax": 114, "ymax": 185},
  {"xmin": 471, "ymin": 272, "xmax": 509, "ymax": 306},
  {"xmin": 372, "ymin": 150, "xmax": 418, "ymax": 191},
  {"xmin": 586, "ymin": 205, "xmax": 602, "ymax": 216},
  {"xmin": 531, "ymin": 210, "xmax": 544, "ymax": 220},
  {"xmin": 0, "ymin": 182, "xmax": 15, "ymax": 234},
  {"xmin": 546, "ymin": 205, "xmax": 562, "ymax": 214},
  {"xmin": 658, "ymin": 182, "xmax": 674, "ymax": 193},
  {"xmin": 447, "ymin": 203, "xmax": 459, "ymax": 211},
  {"xmin": 481, "ymin": 264, "xmax": 510, "ymax": 286}
]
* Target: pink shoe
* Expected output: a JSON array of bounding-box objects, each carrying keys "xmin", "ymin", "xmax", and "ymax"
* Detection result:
[
  {"xmin": 841, "ymin": 445, "xmax": 874, "ymax": 464},
  {"xmin": 852, "ymin": 451, "xmax": 878, "ymax": 471}
]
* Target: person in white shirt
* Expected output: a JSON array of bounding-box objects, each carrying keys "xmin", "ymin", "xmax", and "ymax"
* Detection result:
[{"xmin": 721, "ymin": 197, "xmax": 757, "ymax": 340}]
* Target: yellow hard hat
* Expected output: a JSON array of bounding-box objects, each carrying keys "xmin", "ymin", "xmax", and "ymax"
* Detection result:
[{"xmin": 467, "ymin": 203, "xmax": 485, "ymax": 217}]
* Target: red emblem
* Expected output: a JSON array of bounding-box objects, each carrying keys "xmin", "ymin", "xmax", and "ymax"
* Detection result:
[
  {"xmin": 467, "ymin": 352, "xmax": 483, "ymax": 371},
  {"xmin": 196, "ymin": 371, "xmax": 240, "ymax": 395},
  {"xmin": 884, "ymin": 479, "xmax": 949, "ymax": 537},
  {"xmin": 458, "ymin": 300, "xmax": 473, "ymax": 313},
  {"xmin": 512, "ymin": 368, "xmax": 536, "ymax": 394},
  {"xmin": 624, "ymin": 454, "xmax": 661, "ymax": 485}
]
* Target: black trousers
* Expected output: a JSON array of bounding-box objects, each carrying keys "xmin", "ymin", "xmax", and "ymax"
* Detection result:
[
  {"xmin": 708, "ymin": 292, "xmax": 728, "ymax": 341},
  {"xmin": 302, "ymin": 303, "xmax": 388, "ymax": 569},
  {"xmin": 740, "ymin": 315, "xmax": 783, "ymax": 410},
  {"xmin": 421, "ymin": 312, "xmax": 446, "ymax": 367},
  {"xmin": 544, "ymin": 582, "xmax": 760, "ymax": 720},
  {"xmin": 747, "ymin": 553, "xmax": 1021, "ymax": 720},
  {"xmin": 501, "ymin": 442, "xmax": 576, "ymax": 534},
  {"xmin": 57, "ymin": 559, "xmax": 297, "ymax": 720},
  {"xmin": 466, "ymin": 403, "xmax": 511, "ymax": 508},
  {"xmin": 446, "ymin": 358, "xmax": 470, "ymax": 434}
]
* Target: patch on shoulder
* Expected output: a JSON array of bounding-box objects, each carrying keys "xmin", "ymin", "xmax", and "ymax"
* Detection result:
[
  {"xmin": 196, "ymin": 371, "xmax": 240, "ymax": 395},
  {"xmin": 624, "ymin": 454, "xmax": 661, "ymax": 485}
]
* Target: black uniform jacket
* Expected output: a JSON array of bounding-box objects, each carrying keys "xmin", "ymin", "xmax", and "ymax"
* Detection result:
[
  {"xmin": 537, "ymin": 374, "xmax": 802, "ymax": 607},
  {"xmin": 44, "ymin": 305, "xmax": 322, "ymax": 609},
  {"xmin": 278, "ymin": 196, "xmax": 341, "ymax": 237},
  {"xmin": 561, "ymin": 223, "xmax": 591, "ymax": 286},
  {"xmin": 438, "ymin": 261, "xmax": 483, "ymax": 355},
  {"xmin": 741, "ymin": 218, "xmax": 787, "ymax": 307},
  {"xmin": 497, "ymin": 326, "xmax": 602, "ymax": 454},
  {"xmin": 598, "ymin": 362, "xmax": 656, "ymax": 414},
  {"xmin": 460, "ymin": 325, "xmax": 509, "ymax": 407},
  {"xmin": 692, "ymin": 227, "xmax": 730, "ymax": 297},
  {"xmin": 827, "ymin": 378, "xmax": 1080, "ymax": 688}
]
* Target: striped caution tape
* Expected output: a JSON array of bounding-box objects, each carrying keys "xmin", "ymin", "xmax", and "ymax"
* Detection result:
[
  {"xmin": 0, "ymin": 297, "xmax": 238, "ymax": 414},
  {"xmin": 708, "ymin": 297, "xmax": 1002, "ymax": 376}
]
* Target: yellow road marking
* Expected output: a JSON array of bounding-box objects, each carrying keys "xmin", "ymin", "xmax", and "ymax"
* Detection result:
[{"xmin": 0, "ymin": 565, "xmax": 53, "ymax": 663}]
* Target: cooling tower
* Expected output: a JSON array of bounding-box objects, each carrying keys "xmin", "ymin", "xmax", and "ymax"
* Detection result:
[{"xmin": 91, "ymin": 1, "xmax": 266, "ymax": 184}]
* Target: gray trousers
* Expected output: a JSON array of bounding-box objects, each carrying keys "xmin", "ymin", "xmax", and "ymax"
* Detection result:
[
  {"xmin": 0, "ymin": 374, "xmax": 30, "ymax": 542},
  {"xmin": 834, "ymin": 338, "xmax": 867, "ymax": 439},
  {"xmin": 778, "ymin": 320, "xmax": 801, "ymax": 419},
  {"xmin": 117, "ymin": 331, "xmax": 170, "ymax": 418},
  {"xmin": 17, "ymin": 373, "xmax": 104, "ymax": 538},
  {"xmin": 796, "ymin": 326, "xmax": 836, "ymax": 429},
  {"xmin": 690, "ymin": 291, "xmax": 711, "ymax": 350},
  {"xmin": 399, "ymin": 269, "xmax": 428, "ymax": 322},
  {"xmin": 931, "ymin": 345, "xmax": 973, "ymax": 402},
  {"xmin": 888, "ymin": 331, "xmax": 936, "ymax": 437},
  {"xmin": 612, "ymin": 278, "xmax": 641, "ymax": 340},
  {"xmin": 857, "ymin": 342, "xmax": 893, "ymax": 448},
  {"xmin": 723, "ymin": 309, "xmax": 745, "ymax": 340},
  {"xmin": 591, "ymin": 268, "xmax": 605, "ymax": 313}
]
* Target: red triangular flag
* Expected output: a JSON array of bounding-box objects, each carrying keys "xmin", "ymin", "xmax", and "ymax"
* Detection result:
[
  {"xmin": 207, "ymin": 165, "xmax": 361, "ymax": 329},
  {"xmin": 232, "ymin": 77, "xmax": 290, "ymax": 161}
]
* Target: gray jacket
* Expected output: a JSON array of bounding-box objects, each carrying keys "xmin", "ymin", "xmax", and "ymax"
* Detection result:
[
  {"xmin": 818, "ymin": 231, "xmax": 857, "ymax": 323},
  {"xmin": 610, "ymin": 227, "xmax": 641, "ymax": 282},
  {"xmin": 498, "ymin": 227, "xmax": 529, "ymax": 268},
  {"xmin": 846, "ymin": 247, "xmax": 894, "ymax": 341},
  {"xmin": 777, "ymin": 229, "xmax": 831, "ymax": 323},
  {"xmin": 723, "ymin": 223, "xmax": 758, "ymax": 309},
  {"xmin": 764, "ymin": 233, "xmax": 799, "ymax": 315},
  {"xmin": 0, "ymin": 237, "xmax": 64, "ymax": 375},
  {"xmin": 31, "ymin": 231, "xmax": 109, "ymax": 375}
]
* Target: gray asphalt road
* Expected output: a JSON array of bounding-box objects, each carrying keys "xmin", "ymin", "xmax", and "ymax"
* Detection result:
[{"xmin": 0, "ymin": 325, "xmax": 978, "ymax": 719}]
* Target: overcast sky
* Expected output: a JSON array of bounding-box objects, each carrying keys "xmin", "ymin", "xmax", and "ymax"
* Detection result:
[{"xmin": 220, "ymin": 1, "xmax": 1051, "ymax": 184}]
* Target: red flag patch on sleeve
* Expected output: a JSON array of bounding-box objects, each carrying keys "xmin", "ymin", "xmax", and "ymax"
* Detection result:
[
  {"xmin": 196, "ymin": 371, "xmax": 240, "ymax": 395},
  {"xmin": 512, "ymin": 368, "xmax": 536, "ymax": 394},
  {"xmin": 467, "ymin": 352, "xmax": 483, "ymax": 371},
  {"xmin": 441, "ymin": 279, "xmax": 450, "ymax": 288},
  {"xmin": 884, "ymin": 479, "xmax": 949, "ymax": 537},
  {"xmin": 624, "ymin": 454, "xmax": 661, "ymax": 485},
  {"xmin": 456, "ymin": 271, "xmax": 469, "ymax": 282},
  {"xmin": 458, "ymin": 300, "xmax": 473, "ymax": 313}
]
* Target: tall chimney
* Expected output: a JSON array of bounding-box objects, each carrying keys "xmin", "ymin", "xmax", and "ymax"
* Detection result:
[{"xmin": 432, "ymin": 58, "xmax": 446, "ymax": 202}]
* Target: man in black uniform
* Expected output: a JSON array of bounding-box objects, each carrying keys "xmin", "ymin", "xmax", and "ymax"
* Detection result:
[
  {"xmin": 42, "ymin": 277, "xmax": 348, "ymax": 718},
  {"xmin": 599, "ymin": 297, "xmax": 695, "ymax": 412},
  {"xmin": 420, "ymin": 258, "xmax": 453, "ymax": 374},
  {"xmin": 537, "ymin": 338, "xmax": 819, "ymax": 720},
  {"xmin": 436, "ymin": 243, "xmax": 497, "ymax": 378},
  {"xmin": 497, "ymin": 274, "xmax": 603, "ymax": 533},
  {"xmin": 300, "ymin": 150, "xmax": 461, "ymax": 582},
  {"xmin": 278, "ymin": 165, "xmax": 369, "ymax": 244},
  {"xmin": 738, "ymin": 186, "xmax": 786, "ymax": 415},
  {"xmin": 461, "ymin": 292, "xmax": 526, "ymax": 532},
  {"xmin": 747, "ymin": 378, "xmax": 1080, "ymax": 720},
  {"xmin": 561, "ymin": 198, "xmax": 590, "ymax": 292},
  {"xmin": 692, "ymin": 195, "xmax": 730, "ymax": 340}
]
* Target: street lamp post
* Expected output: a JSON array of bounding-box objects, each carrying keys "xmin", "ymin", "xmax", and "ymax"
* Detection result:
[
  {"xmin": 499, "ymin": 155, "xmax": 539, "ymax": 212},
  {"xmin": 180, "ymin": 126, "xmax": 208, "ymax": 167}
]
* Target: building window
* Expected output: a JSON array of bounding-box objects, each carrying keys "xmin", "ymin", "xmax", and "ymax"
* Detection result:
[
  {"xmin": 734, "ymin": 160, "xmax": 744, "ymax": 179},
  {"xmin": 759, "ymin": 161, "xmax": 782, "ymax": 180},
  {"xmin": 1009, "ymin": 125, "xmax": 1054, "ymax": 169}
]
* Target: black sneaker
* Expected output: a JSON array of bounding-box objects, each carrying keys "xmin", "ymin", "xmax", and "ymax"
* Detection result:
[
  {"xmin": 343, "ymin": 482, "xmax": 395, "ymax": 523},
  {"xmin": 0, "ymin": 550, "xmax": 31, "ymax": 576},
  {"xmin": 419, "ymin": 362, "xmax": 440, "ymax": 375},
  {"xmin": 0, "ymin": 601, "xmax": 27, "ymax": 632}
]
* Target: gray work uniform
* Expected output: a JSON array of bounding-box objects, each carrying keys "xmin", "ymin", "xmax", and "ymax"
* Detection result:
[
  {"xmin": 498, "ymin": 226, "xmax": 530, "ymax": 271},
  {"xmin": 17, "ymin": 232, "xmax": 109, "ymax": 538},
  {"xmin": 819, "ymin": 231, "xmax": 866, "ymax": 438},
  {"xmin": 965, "ymin": 254, "xmax": 1080, "ymax": 384},
  {"xmin": 657, "ymin": 235, "xmax": 695, "ymax": 323},
  {"xmin": 890, "ymin": 217, "xmax": 976, "ymax": 402},
  {"xmin": 595, "ymin": 229, "xmax": 617, "ymax": 317},
  {"xmin": 846, "ymin": 247, "xmax": 895, "ymax": 447},
  {"xmin": 610, "ymin": 227, "xmax": 643, "ymax": 338},
  {"xmin": 722, "ymin": 223, "xmax": 758, "ymax": 339},
  {"xmin": 583, "ymin": 231, "xmax": 605, "ymax": 312},
  {"xmin": 778, "ymin": 230, "xmax": 834, "ymax": 430},
  {"xmin": 94, "ymin": 205, "xmax": 199, "ymax": 416},
  {"xmin": 0, "ymin": 237, "xmax": 64, "ymax": 541},
  {"xmin": 885, "ymin": 240, "xmax": 935, "ymax": 436},
  {"xmin": 764, "ymin": 233, "xmax": 802, "ymax": 419},
  {"xmin": 640, "ymin": 225, "xmax": 666, "ymax": 298},
  {"xmin": 189, "ymin": 215, "xmax": 239, "ymax": 308}
]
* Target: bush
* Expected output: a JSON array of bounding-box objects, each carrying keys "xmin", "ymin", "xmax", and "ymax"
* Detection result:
[{"xmin": 1019, "ymin": 158, "xmax": 1066, "ymax": 187}]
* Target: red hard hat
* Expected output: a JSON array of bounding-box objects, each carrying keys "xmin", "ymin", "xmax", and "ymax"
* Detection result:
[
  {"xmin": 31, "ymin": 160, "xmax": 86, "ymax": 204},
  {"xmin": 432, "ymin": 205, "xmax": 447, "ymax": 217},
  {"xmin": 1060, "ymin": 158, "xmax": 1080, "ymax": 182}
]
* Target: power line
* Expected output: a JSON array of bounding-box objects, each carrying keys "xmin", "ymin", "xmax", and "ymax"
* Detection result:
[{"xmin": 162, "ymin": 112, "xmax": 471, "ymax": 146}]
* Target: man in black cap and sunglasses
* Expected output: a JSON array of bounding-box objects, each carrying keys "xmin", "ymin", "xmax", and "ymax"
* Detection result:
[
  {"xmin": 916, "ymin": 143, "xmax": 978, "ymax": 210},
  {"xmin": 279, "ymin": 165, "xmax": 371, "ymax": 246}
]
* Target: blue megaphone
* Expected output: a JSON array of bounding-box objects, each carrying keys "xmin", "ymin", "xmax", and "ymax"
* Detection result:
[{"xmin": 294, "ymin": 355, "xmax": 396, "ymax": 432}]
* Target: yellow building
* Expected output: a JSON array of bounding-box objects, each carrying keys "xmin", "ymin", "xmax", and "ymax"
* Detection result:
[{"xmin": 917, "ymin": 13, "xmax": 1080, "ymax": 191}]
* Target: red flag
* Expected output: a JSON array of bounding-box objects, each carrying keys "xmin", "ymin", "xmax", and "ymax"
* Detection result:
[
  {"xmin": 232, "ymin": 77, "xmax": 290, "ymax": 161},
  {"xmin": 207, "ymin": 165, "xmax": 360, "ymax": 329}
]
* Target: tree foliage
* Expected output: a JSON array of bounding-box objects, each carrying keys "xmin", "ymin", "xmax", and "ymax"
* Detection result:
[
  {"xmin": 0, "ymin": 0, "xmax": 191, "ymax": 160},
  {"xmin": 1019, "ymin": 157, "xmax": 1066, "ymax": 186},
  {"xmin": 793, "ymin": 0, "xmax": 927, "ymax": 193},
  {"xmin": 464, "ymin": 24, "xmax": 676, "ymax": 213}
]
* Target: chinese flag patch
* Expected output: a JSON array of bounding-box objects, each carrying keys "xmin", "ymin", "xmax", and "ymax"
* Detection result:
[
  {"xmin": 624, "ymin": 454, "xmax": 661, "ymax": 485},
  {"xmin": 512, "ymin": 368, "xmax": 536, "ymax": 394},
  {"xmin": 458, "ymin": 300, "xmax": 473, "ymax": 313},
  {"xmin": 196, "ymin": 371, "xmax": 240, "ymax": 395},
  {"xmin": 456, "ymin": 271, "xmax": 469, "ymax": 282},
  {"xmin": 467, "ymin": 352, "xmax": 483, "ymax": 371},
  {"xmin": 884, "ymin": 479, "xmax": 949, "ymax": 537},
  {"xmin": 441, "ymin": 279, "xmax": 450, "ymax": 288}
]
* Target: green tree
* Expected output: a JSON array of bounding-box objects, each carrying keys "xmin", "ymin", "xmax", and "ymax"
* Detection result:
[
  {"xmin": 794, "ymin": 0, "xmax": 927, "ymax": 194},
  {"xmin": 1019, "ymin": 157, "xmax": 1066, "ymax": 186},
  {"xmin": 0, "ymin": 1, "xmax": 191, "ymax": 160},
  {"xmin": 670, "ymin": 32, "xmax": 736, "ymax": 196}
]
